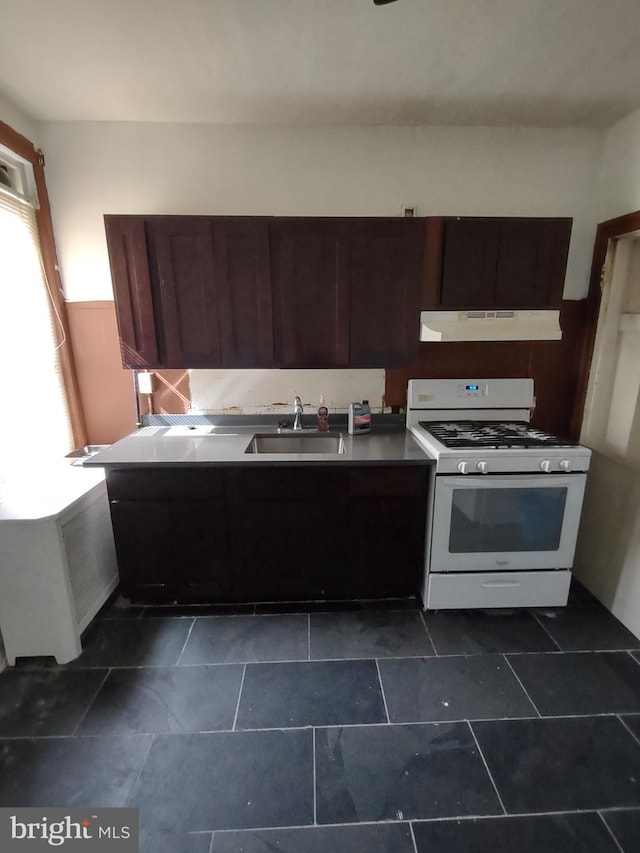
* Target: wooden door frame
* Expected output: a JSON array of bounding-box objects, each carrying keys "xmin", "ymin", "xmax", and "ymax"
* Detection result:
[
  {"xmin": 570, "ymin": 209, "xmax": 640, "ymax": 439},
  {"xmin": 0, "ymin": 119, "xmax": 87, "ymax": 448}
]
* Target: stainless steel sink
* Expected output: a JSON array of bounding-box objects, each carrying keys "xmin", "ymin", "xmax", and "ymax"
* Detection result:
[{"xmin": 245, "ymin": 432, "xmax": 346, "ymax": 454}]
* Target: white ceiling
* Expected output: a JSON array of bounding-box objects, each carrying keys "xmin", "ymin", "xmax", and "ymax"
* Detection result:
[{"xmin": 1, "ymin": 0, "xmax": 640, "ymax": 128}]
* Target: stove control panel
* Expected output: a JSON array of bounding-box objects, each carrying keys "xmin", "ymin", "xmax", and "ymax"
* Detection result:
[{"xmin": 443, "ymin": 453, "xmax": 591, "ymax": 475}]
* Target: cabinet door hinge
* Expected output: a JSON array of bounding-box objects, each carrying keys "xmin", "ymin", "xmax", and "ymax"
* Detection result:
[{"xmin": 36, "ymin": 149, "xmax": 45, "ymax": 167}]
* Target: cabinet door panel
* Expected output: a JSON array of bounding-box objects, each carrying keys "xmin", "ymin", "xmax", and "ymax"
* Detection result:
[
  {"xmin": 104, "ymin": 216, "xmax": 159, "ymax": 368},
  {"xmin": 271, "ymin": 218, "xmax": 349, "ymax": 367},
  {"xmin": 172, "ymin": 501, "xmax": 233, "ymax": 600},
  {"xmin": 214, "ymin": 218, "xmax": 274, "ymax": 366},
  {"xmin": 495, "ymin": 219, "xmax": 571, "ymax": 308},
  {"xmin": 440, "ymin": 218, "xmax": 501, "ymax": 308},
  {"xmin": 149, "ymin": 217, "xmax": 221, "ymax": 367},
  {"xmin": 109, "ymin": 501, "xmax": 176, "ymax": 600},
  {"xmin": 349, "ymin": 498, "xmax": 425, "ymax": 598},
  {"xmin": 235, "ymin": 498, "xmax": 346, "ymax": 600},
  {"xmin": 228, "ymin": 468, "xmax": 348, "ymax": 601},
  {"xmin": 349, "ymin": 219, "xmax": 423, "ymax": 366}
]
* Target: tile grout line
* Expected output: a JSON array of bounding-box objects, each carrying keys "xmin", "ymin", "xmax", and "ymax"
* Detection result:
[
  {"xmin": 12, "ymin": 711, "xmax": 637, "ymax": 742},
  {"xmin": 196, "ymin": 808, "xmax": 640, "ymax": 836},
  {"xmin": 467, "ymin": 721, "xmax": 508, "ymax": 817},
  {"xmin": 127, "ymin": 733, "xmax": 155, "ymax": 807},
  {"xmin": 20, "ymin": 647, "xmax": 640, "ymax": 673},
  {"xmin": 70, "ymin": 668, "xmax": 112, "ymax": 736},
  {"xmin": 617, "ymin": 714, "xmax": 640, "ymax": 747},
  {"xmin": 231, "ymin": 665, "xmax": 247, "ymax": 731},
  {"xmin": 628, "ymin": 650, "xmax": 640, "ymax": 668},
  {"xmin": 418, "ymin": 610, "xmax": 440, "ymax": 656},
  {"xmin": 529, "ymin": 611, "xmax": 562, "ymax": 651},
  {"xmin": 208, "ymin": 830, "xmax": 215, "ymax": 853},
  {"xmin": 375, "ymin": 659, "xmax": 392, "ymax": 724},
  {"xmin": 175, "ymin": 618, "xmax": 197, "ymax": 665},
  {"xmin": 502, "ymin": 655, "xmax": 542, "ymax": 718},
  {"xmin": 312, "ymin": 727, "xmax": 317, "ymax": 826},
  {"xmin": 307, "ymin": 613, "xmax": 311, "ymax": 661},
  {"xmin": 597, "ymin": 811, "xmax": 625, "ymax": 853},
  {"xmin": 408, "ymin": 820, "xmax": 420, "ymax": 853}
]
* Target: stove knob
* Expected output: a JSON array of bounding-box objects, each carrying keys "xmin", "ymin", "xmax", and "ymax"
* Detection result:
[
  {"xmin": 559, "ymin": 459, "xmax": 572, "ymax": 472},
  {"xmin": 476, "ymin": 461, "xmax": 488, "ymax": 474},
  {"xmin": 540, "ymin": 460, "xmax": 552, "ymax": 473},
  {"xmin": 457, "ymin": 461, "xmax": 468, "ymax": 474}
]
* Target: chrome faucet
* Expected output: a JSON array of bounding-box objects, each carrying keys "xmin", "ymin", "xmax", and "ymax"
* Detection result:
[{"xmin": 293, "ymin": 395, "xmax": 303, "ymax": 431}]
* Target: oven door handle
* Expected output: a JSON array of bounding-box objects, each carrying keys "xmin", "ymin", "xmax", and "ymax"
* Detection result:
[{"xmin": 440, "ymin": 475, "xmax": 585, "ymax": 488}]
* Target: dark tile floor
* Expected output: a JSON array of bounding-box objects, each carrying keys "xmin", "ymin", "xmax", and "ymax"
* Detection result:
[{"xmin": 1, "ymin": 581, "xmax": 640, "ymax": 852}]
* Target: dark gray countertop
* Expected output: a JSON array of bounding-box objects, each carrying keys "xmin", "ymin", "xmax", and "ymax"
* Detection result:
[{"xmin": 84, "ymin": 424, "xmax": 434, "ymax": 468}]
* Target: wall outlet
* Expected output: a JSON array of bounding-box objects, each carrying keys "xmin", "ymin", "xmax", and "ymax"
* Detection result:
[
  {"xmin": 136, "ymin": 371, "xmax": 155, "ymax": 394},
  {"xmin": 402, "ymin": 204, "xmax": 417, "ymax": 218}
]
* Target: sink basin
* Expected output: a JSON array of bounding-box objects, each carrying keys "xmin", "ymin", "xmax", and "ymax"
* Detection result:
[{"xmin": 246, "ymin": 432, "xmax": 346, "ymax": 454}]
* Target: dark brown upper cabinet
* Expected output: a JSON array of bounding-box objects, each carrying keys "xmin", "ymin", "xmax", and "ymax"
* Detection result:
[
  {"xmin": 147, "ymin": 216, "xmax": 222, "ymax": 367},
  {"xmin": 270, "ymin": 218, "xmax": 350, "ymax": 367},
  {"xmin": 424, "ymin": 216, "xmax": 572, "ymax": 311},
  {"xmin": 148, "ymin": 216, "xmax": 274, "ymax": 368},
  {"xmin": 213, "ymin": 217, "xmax": 274, "ymax": 367},
  {"xmin": 104, "ymin": 215, "xmax": 273, "ymax": 369},
  {"xmin": 349, "ymin": 218, "xmax": 423, "ymax": 366},
  {"xmin": 104, "ymin": 216, "xmax": 160, "ymax": 368},
  {"xmin": 105, "ymin": 214, "xmax": 422, "ymax": 370}
]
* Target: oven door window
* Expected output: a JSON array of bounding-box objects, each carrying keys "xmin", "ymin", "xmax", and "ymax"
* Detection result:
[{"xmin": 449, "ymin": 486, "xmax": 567, "ymax": 553}]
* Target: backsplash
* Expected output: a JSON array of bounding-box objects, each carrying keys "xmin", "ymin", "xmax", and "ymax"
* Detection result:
[{"xmin": 189, "ymin": 369, "xmax": 386, "ymax": 415}]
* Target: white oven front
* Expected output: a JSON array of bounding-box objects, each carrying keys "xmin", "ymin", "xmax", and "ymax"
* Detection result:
[{"xmin": 429, "ymin": 473, "xmax": 587, "ymax": 573}]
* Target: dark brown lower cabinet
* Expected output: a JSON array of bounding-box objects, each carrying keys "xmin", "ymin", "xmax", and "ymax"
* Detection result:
[
  {"xmin": 348, "ymin": 468, "xmax": 428, "ymax": 598},
  {"xmin": 109, "ymin": 501, "xmax": 175, "ymax": 600},
  {"xmin": 106, "ymin": 465, "xmax": 428, "ymax": 603},
  {"xmin": 227, "ymin": 468, "xmax": 349, "ymax": 601},
  {"xmin": 107, "ymin": 468, "xmax": 233, "ymax": 602}
]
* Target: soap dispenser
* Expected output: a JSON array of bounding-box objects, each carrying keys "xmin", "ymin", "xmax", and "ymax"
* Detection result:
[{"xmin": 317, "ymin": 397, "xmax": 329, "ymax": 432}]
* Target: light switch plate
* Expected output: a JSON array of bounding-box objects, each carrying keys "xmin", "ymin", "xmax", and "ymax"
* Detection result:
[{"xmin": 136, "ymin": 371, "xmax": 154, "ymax": 394}]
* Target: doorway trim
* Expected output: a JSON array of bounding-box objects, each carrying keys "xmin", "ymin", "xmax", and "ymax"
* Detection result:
[{"xmin": 570, "ymin": 209, "xmax": 640, "ymax": 438}]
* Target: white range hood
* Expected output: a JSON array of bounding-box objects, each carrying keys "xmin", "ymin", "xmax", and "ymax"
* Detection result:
[{"xmin": 419, "ymin": 309, "xmax": 562, "ymax": 342}]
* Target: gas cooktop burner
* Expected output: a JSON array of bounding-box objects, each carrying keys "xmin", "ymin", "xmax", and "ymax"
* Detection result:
[{"xmin": 419, "ymin": 420, "xmax": 578, "ymax": 450}]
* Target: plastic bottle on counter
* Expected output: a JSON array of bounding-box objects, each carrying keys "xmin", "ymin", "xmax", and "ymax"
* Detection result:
[
  {"xmin": 317, "ymin": 397, "xmax": 329, "ymax": 432},
  {"xmin": 348, "ymin": 400, "xmax": 371, "ymax": 435}
]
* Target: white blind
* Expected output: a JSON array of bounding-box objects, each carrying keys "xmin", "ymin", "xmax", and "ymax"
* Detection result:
[{"xmin": 0, "ymin": 186, "xmax": 74, "ymax": 493}]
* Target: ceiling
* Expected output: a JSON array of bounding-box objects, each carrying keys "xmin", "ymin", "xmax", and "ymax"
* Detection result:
[{"xmin": 1, "ymin": 0, "xmax": 640, "ymax": 128}]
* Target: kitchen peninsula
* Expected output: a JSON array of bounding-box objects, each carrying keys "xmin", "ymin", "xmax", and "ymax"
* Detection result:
[{"xmin": 86, "ymin": 421, "xmax": 433, "ymax": 605}]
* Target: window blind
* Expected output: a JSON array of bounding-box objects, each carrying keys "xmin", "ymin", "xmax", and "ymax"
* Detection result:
[{"xmin": 0, "ymin": 186, "xmax": 74, "ymax": 494}]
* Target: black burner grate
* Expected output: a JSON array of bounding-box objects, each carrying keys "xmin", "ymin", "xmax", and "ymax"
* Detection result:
[{"xmin": 418, "ymin": 420, "xmax": 577, "ymax": 450}]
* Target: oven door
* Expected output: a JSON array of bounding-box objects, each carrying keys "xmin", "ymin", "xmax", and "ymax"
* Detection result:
[{"xmin": 430, "ymin": 473, "xmax": 587, "ymax": 572}]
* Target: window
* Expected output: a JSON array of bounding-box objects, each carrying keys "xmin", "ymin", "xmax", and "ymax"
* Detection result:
[{"xmin": 0, "ymin": 175, "xmax": 74, "ymax": 493}]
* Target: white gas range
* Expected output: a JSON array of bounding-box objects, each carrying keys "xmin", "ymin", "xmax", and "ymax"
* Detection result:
[{"xmin": 406, "ymin": 379, "xmax": 591, "ymax": 610}]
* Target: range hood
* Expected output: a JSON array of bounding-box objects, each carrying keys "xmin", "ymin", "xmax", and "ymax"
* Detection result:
[{"xmin": 419, "ymin": 310, "xmax": 562, "ymax": 342}]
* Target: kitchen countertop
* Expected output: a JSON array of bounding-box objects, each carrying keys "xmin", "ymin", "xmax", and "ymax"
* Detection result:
[{"xmin": 83, "ymin": 425, "xmax": 434, "ymax": 468}]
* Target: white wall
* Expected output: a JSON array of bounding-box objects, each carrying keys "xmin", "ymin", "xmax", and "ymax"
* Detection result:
[
  {"xmin": 190, "ymin": 369, "xmax": 385, "ymax": 415},
  {"xmin": 0, "ymin": 90, "xmax": 39, "ymax": 144},
  {"xmin": 598, "ymin": 105, "xmax": 640, "ymax": 222},
  {"xmin": 40, "ymin": 122, "xmax": 602, "ymax": 302}
]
